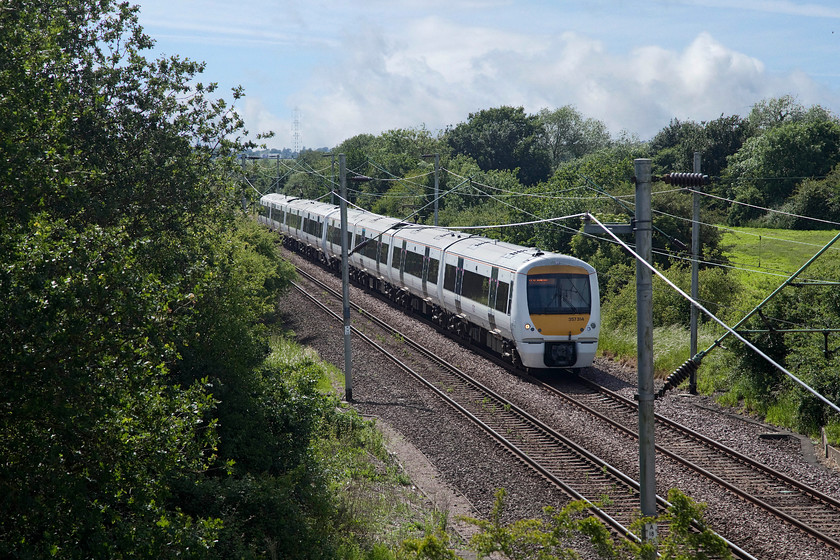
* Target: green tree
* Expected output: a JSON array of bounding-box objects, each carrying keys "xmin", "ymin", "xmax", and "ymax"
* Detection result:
[
  {"xmin": 1, "ymin": 219, "xmax": 224, "ymax": 557},
  {"xmin": 723, "ymin": 118, "xmax": 840, "ymax": 219},
  {"xmin": 702, "ymin": 114, "xmax": 752, "ymax": 178},
  {"xmin": 650, "ymin": 115, "xmax": 750, "ymax": 179},
  {"xmin": 538, "ymin": 105, "xmax": 612, "ymax": 169},
  {"xmin": 747, "ymin": 94, "xmax": 833, "ymax": 132},
  {"xmin": 770, "ymin": 163, "xmax": 840, "ymax": 229},
  {"xmin": 445, "ymin": 106, "xmax": 551, "ymax": 186},
  {"xmin": 0, "ymin": 1, "xmax": 314, "ymax": 557},
  {"xmin": 650, "ymin": 118, "xmax": 705, "ymax": 174}
]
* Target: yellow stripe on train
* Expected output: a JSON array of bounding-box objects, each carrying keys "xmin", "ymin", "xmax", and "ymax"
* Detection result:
[{"xmin": 529, "ymin": 314, "xmax": 591, "ymax": 336}]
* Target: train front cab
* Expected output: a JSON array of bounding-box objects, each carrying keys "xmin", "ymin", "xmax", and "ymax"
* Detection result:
[{"xmin": 517, "ymin": 264, "xmax": 599, "ymax": 369}]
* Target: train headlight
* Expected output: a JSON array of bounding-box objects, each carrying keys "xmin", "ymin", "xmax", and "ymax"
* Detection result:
[{"xmin": 525, "ymin": 323, "xmax": 532, "ymax": 331}]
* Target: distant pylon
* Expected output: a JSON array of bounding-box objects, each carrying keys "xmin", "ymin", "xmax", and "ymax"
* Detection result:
[{"xmin": 292, "ymin": 108, "xmax": 301, "ymax": 156}]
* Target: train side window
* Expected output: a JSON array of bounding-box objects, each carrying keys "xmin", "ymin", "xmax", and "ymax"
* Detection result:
[
  {"xmin": 362, "ymin": 235, "xmax": 379, "ymax": 260},
  {"xmin": 306, "ymin": 216, "xmax": 318, "ymax": 236},
  {"xmin": 444, "ymin": 263, "xmax": 457, "ymax": 291},
  {"xmin": 461, "ymin": 269, "xmax": 489, "ymax": 304},
  {"xmin": 488, "ymin": 268, "xmax": 499, "ymax": 310},
  {"xmin": 495, "ymin": 281, "xmax": 510, "ymax": 313},
  {"xmin": 427, "ymin": 257, "xmax": 439, "ymax": 284},
  {"xmin": 404, "ymin": 249, "xmax": 424, "ymax": 278},
  {"xmin": 391, "ymin": 243, "xmax": 405, "ymax": 271},
  {"xmin": 288, "ymin": 212, "xmax": 301, "ymax": 229},
  {"xmin": 379, "ymin": 241, "xmax": 389, "ymax": 264}
]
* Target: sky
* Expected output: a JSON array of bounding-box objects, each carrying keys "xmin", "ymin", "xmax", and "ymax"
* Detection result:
[{"xmin": 132, "ymin": 0, "xmax": 840, "ymax": 150}]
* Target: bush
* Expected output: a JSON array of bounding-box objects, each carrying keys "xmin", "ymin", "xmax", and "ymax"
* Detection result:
[
  {"xmin": 461, "ymin": 488, "xmax": 730, "ymax": 559},
  {"xmin": 602, "ymin": 264, "xmax": 736, "ymax": 330}
]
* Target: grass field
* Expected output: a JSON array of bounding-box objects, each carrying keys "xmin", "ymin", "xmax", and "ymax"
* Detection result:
[
  {"xmin": 598, "ymin": 226, "xmax": 840, "ymax": 381},
  {"xmin": 718, "ymin": 226, "xmax": 840, "ymax": 308}
]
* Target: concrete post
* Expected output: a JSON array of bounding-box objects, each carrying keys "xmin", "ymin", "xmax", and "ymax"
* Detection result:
[
  {"xmin": 690, "ymin": 152, "xmax": 701, "ymax": 394},
  {"xmin": 634, "ymin": 159, "xmax": 657, "ymax": 544},
  {"xmin": 339, "ymin": 154, "xmax": 353, "ymax": 401}
]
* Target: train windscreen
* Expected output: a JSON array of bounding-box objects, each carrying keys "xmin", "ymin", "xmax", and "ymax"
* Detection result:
[{"xmin": 526, "ymin": 273, "xmax": 590, "ymax": 315}]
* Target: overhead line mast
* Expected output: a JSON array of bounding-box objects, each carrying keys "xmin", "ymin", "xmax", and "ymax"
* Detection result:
[{"xmin": 292, "ymin": 107, "xmax": 301, "ymax": 157}]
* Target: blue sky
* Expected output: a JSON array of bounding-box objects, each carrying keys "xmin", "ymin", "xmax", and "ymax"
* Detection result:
[{"xmin": 133, "ymin": 0, "xmax": 840, "ymax": 150}]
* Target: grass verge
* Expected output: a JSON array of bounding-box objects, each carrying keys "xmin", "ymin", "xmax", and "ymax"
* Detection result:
[{"xmin": 266, "ymin": 333, "xmax": 467, "ymax": 557}]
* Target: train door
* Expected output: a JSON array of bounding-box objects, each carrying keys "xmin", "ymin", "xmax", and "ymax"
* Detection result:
[
  {"xmin": 487, "ymin": 267, "xmax": 499, "ymax": 331},
  {"xmin": 359, "ymin": 228, "xmax": 367, "ymax": 269},
  {"xmin": 421, "ymin": 246, "xmax": 430, "ymax": 297},
  {"xmin": 454, "ymin": 256, "xmax": 464, "ymax": 313},
  {"xmin": 391, "ymin": 239, "xmax": 405, "ymax": 283},
  {"xmin": 399, "ymin": 240, "xmax": 407, "ymax": 282}
]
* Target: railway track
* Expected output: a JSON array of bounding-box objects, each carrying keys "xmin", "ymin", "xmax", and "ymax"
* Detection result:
[
  {"xmin": 291, "ymin": 266, "xmax": 755, "ymax": 559},
  {"xmin": 537, "ymin": 373, "xmax": 840, "ymax": 553}
]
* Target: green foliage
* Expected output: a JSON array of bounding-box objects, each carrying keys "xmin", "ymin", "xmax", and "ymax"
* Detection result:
[
  {"xmin": 371, "ymin": 171, "xmax": 432, "ymax": 219},
  {"xmin": 433, "ymin": 157, "xmax": 525, "ymax": 232},
  {"xmin": 655, "ymin": 488, "xmax": 732, "ymax": 560},
  {"xmin": 723, "ymin": 119, "xmax": 840, "ymax": 218},
  {"xmin": 650, "ymin": 115, "xmax": 749, "ymax": 179},
  {"xmin": 603, "ymin": 264, "xmax": 736, "ymax": 330},
  {"xmin": 462, "ymin": 488, "xmax": 730, "ymax": 560},
  {"xmin": 538, "ymin": 105, "xmax": 612, "ymax": 169},
  {"xmin": 650, "ymin": 118, "xmax": 706, "ymax": 174},
  {"xmin": 396, "ymin": 530, "xmax": 460, "ymax": 560},
  {"xmin": 769, "ymin": 163, "xmax": 840, "ymax": 230},
  {"xmin": 724, "ymin": 255, "xmax": 840, "ymax": 430},
  {"xmin": 173, "ymin": 360, "xmax": 354, "ymax": 559},
  {"xmin": 464, "ymin": 489, "xmax": 583, "ymax": 560},
  {"xmin": 726, "ymin": 184, "xmax": 767, "ymax": 227},
  {"xmin": 0, "ymin": 1, "xmax": 345, "ymax": 557},
  {"xmin": 746, "ymin": 94, "xmax": 833, "ymax": 132},
  {"xmin": 1, "ymin": 218, "xmax": 225, "ymax": 557},
  {"xmin": 445, "ymin": 106, "xmax": 551, "ymax": 186},
  {"xmin": 328, "ymin": 127, "xmax": 447, "ymax": 213}
]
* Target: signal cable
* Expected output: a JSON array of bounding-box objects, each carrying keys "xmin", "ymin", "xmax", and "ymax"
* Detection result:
[{"xmin": 689, "ymin": 188, "xmax": 840, "ymax": 228}]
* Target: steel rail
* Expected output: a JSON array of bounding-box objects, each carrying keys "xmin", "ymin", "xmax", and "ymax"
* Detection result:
[
  {"xmin": 290, "ymin": 266, "xmax": 755, "ymax": 559},
  {"xmin": 290, "ymin": 279, "xmax": 640, "ymax": 542},
  {"xmin": 537, "ymin": 373, "xmax": 840, "ymax": 552}
]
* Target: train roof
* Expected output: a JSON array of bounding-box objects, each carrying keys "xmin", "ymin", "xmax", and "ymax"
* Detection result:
[
  {"xmin": 392, "ymin": 224, "xmax": 593, "ymax": 274},
  {"xmin": 260, "ymin": 193, "xmax": 594, "ymax": 274},
  {"xmin": 262, "ymin": 194, "xmax": 338, "ymax": 217}
]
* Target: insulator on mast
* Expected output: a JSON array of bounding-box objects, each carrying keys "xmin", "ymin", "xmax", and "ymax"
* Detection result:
[
  {"xmin": 660, "ymin": 173, "xmax": 710, "ymax": 187},
  {"xmin": 656, "ymin": 358, "xmax": 700, "ymax": 399}
]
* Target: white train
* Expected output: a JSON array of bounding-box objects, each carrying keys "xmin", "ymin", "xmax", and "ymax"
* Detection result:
[{"xmin": 259, "ymin": 193, "xmax": 600, "ymax": 371}]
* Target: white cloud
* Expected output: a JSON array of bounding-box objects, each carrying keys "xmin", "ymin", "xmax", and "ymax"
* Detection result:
[{"xmin": 248, "ymin": 17, "xmax": 837, "ymax": 148}]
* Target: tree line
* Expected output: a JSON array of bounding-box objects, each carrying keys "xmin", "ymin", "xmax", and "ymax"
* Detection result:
[
  {"xmin": 246, "ymin": 96, "xmax": 840, "ymax": 441},
  {"xmin": 1, "ymin": 2, "xmax": 391, "ymax": 558}
]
